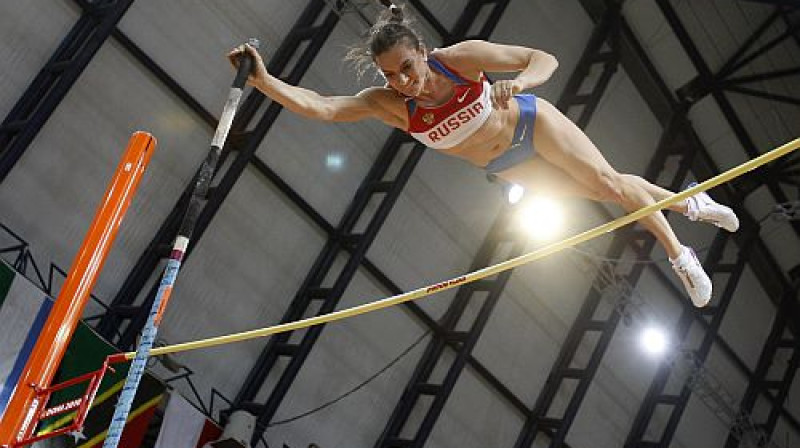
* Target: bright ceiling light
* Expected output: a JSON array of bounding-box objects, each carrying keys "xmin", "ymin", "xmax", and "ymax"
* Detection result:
[
  {"xmin": 507, "ymin": 183, "xmax": 525, "ymax": 204},
  {"xmin": 640, "ymin": 326, "xmax": 669, "ymax": 356},
  {"xmin": 516, "ymin": 196, "xmax": 563, "ymax": 241},
  {"xmin": 325, "ymin": 153, "xmax": 345, "ymax": 172}
]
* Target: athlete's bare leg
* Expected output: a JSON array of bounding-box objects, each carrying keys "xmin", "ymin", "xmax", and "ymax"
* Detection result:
[
  {"xmin": 495, "ymin": 155, "xmax": 604, "ymax": 200},
  {"xmin": 515, "ymin": 98, "xmax": 684, "ymax": 259}
]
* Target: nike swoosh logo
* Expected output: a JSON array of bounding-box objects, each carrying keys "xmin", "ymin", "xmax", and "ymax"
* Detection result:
[
  {"xmin": 457, "ymin": 90, "xmax": 470, "ymax": 103},
  {"xmin": 510, "ymin": 124, "xmax": 527, "ymax": 148}
]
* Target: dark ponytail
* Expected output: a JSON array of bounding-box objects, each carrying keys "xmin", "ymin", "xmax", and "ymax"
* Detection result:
[
  {"xmin": 378, "ymin": 0, "xmax": 403, "ymax": 21},
  {"xmin": 345, "ymin": 1, "xmax": 423, "ymax": 78}
]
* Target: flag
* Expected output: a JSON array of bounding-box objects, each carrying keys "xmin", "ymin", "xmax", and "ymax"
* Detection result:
[
  {"xmin": 0, "ymin": 258, "xmax": 167, "ymax": 447},
  {"xmin": 0, "ymin": 261, "xmax": 53, "ymax": 418},
  {"xmin": 154, "ymin": 392, "xmax": 222, "ymax": 448},
  {"xmin": 34, "ymin": 323, "xmax": 165, "ymax": 448}
]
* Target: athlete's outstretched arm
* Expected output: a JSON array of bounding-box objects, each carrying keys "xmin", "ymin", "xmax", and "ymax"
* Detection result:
[
  {"xmin": 438, "ymin": 40, "xmax": 559, "ymax": 108},
  {"xmin": 228, "ymin": 43, "xmax": 403, "ymax": 126}
]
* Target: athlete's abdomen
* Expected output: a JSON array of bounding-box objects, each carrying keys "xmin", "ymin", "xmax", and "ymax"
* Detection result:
[{"xmin": 436, "ymin": 100, "xmax": 521, "ymax": 167}]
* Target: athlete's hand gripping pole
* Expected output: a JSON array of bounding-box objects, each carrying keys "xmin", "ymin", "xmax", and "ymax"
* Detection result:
[{"xmin": 101, "ymin": 38, "xmax": 259, "ymax": 448}]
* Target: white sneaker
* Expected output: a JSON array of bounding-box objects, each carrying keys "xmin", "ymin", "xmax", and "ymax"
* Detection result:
[
  {"xmin": 671, "ymin": 245, "xmax": 712, "ymax": 307},
  {"xmin": 684, "ymin": 183, "xmax": 739, "ymax": 232}
]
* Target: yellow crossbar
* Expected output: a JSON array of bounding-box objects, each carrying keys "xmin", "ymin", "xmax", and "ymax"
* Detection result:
[{"xmin": 125, "ymin": 137, "xmax": 800, "ymax": 361}]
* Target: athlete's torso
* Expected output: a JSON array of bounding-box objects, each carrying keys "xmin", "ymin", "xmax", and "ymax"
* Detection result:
[
  {"xmin": 369, "ymin": 50, "xmax": 522, "ymax": 167},
  {"xmin": 398, "ymin": 53, "xmax": 519, "ymax": 167},
  {"xmin": 406, "ymin": 55, "xmax": 493, "ymax": 149}
]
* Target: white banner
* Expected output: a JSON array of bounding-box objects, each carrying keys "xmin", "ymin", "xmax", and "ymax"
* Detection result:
[
  {"xmin": 154, "ymin": 392, "xmax": 209, "ymax": 448},
  {"xmin": 0, "ymin": 262, "xmax": 52, "ymax": 418}
]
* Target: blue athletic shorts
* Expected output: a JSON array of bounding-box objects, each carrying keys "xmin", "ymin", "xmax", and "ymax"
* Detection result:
[{"xmin": 484, "ymin": 94, "xmax": 537, "ymax": 173}]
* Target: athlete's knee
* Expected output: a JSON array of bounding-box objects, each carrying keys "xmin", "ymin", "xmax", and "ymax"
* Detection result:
[{"xmin": 593, "ymin": 170, "xmax": 626, "ymax": 203}]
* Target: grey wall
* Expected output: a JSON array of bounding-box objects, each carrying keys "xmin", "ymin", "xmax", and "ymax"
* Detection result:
[{"xmin": 1, "ymin": 1, "xmax": 799, "ymax": 447}]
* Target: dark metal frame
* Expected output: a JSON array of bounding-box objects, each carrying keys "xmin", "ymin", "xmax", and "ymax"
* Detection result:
[
  {"xmin": 233, "ymin": 2, "xmax": 515, "ymax": 445},
  {"xmin": 4, "ymin": 0, "xmax": 799, "ymax": 446},
  {"xmin": 638, "ymin": 2, "xmax": 800, "ymax": 446},
  {"xmin": 0, "ymin": 0, "xmax": 135, "ymax": 183},
  {"xmin": 66, "ymin": 1, "xmax": 543, "ymax": 442},
  {"xmin": 723, "ymin": 272, "xmax": 800, "ymax": 448},
  {"xmin": 0, "ymin": 221, "xmax": 113, "ymax": 329},
  {"xmin": 512, "ymin": 4, "xmax": 663, "ymax": 447},
  {"xmin": 660, "ymin": 0, "xmax": 800, "ymax": 237},
  {"xmin": 514, "ymin": 134, "xmax": 691, "ymax": 448},
  {"xmin": 375, "ymin": 205, "xmax": 525, "ymax": 448},
  {"xmin": 583, "ymin": 1, "xmax": 800, "ymax": 447},
  {"xmin": 96, "ymin": 0, "xmax": 341, "ymax": 347},
  {"xmin": 364, "ymin": 1, "xmax": 547, "ymax": 446},
  {"xmin": 233, "ymin": 130, "xmax": 426, "ymax": 441},
  {"xmin": 517, "ymin": 0, "xmax": 800, "ymax": 446},
  {"xmin": 626, "ymin": 232, "xmax": 755, "ymax": 447}
]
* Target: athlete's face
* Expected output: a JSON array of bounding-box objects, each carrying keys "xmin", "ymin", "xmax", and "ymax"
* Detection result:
[{"xmin": 375, "ymin": 43, "xmax": 428, "ymax": 97}]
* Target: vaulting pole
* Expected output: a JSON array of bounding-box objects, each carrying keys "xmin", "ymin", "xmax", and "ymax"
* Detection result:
[
  {"xmin": 0, "ymin": 131, "xmax": 156, "ymax": 446},
  {"xmin": 100, "ymin": 40, "xmax": 256, "ymax": 448}
]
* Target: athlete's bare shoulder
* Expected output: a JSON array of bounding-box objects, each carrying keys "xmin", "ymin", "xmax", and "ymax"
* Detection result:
[
  {"xmin": 358, "ymin": 86, "xmax": 409, "ymax": 129},
  {"xmin": 428, "ymin": 43, "xmax": 483, "ymax": 82}
]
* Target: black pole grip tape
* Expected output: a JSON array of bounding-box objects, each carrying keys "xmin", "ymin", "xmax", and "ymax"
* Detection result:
[{"xmin": 233, "ymin": 38, "xmax": 260, "ymax": 89}]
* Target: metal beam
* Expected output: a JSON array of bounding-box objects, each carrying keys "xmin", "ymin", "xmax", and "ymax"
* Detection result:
[
  {"xmin": 75, "ymin": 0, "xmax": 534, "ymax": 433},
  {"xmin": 233, "ymin": 131, "xmax": 426, "ymax": 444},
  {"xmin": 723, "ymin": 275, "xmax": 800, "ymax": 448},
  {"xmin": 723, "ymin": 85, "xmax": 800, "ymax": 106},
  {"xmin": 717, "ymin": 8, "xmax": 784, "ymax": 80},
  {"xmin": 0, "ymin": 0, "xmax": 135, "ymax": 183},
  {"xmin": 626, "ymin": 232, "xmax": 754, "ymax": 447},
  {"xmin": 723, "ymin": 65, "xmax": 800, "ymax": 85},
  {"xmin": 95, "ymin": 0, "xmax": 340, "ymax": 347},
  {"xmin": 515, "ymin": 116, "xmax": 696, "ymax": 448},
  {"xmin": 370, "ymin": 1, "xmax": 528, "ymax": 446},
  {"xmin": 572, "ymin": 0, "xmax": 800, "ymax": 445},
  {"xmin": 564, "ymin": 1, "xmax": 800, "ymax": 445},
  {"xmin": 376, "ymin": 205, "xmax": 527, "ymax": 448},
  {"xmin": 742, "ymin": 1, "xmax": 800, "ymax": 9},
  {"xmin": 232, "ymin": 2, "xmax": 519, "ymax": 445},
  {"xmin": 657, "ymin": 0, "xmax": 800, "ymax": 241},
  {"xmin": 514, "ymin": 6, "xmax": 654, "ymax": 447}
]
